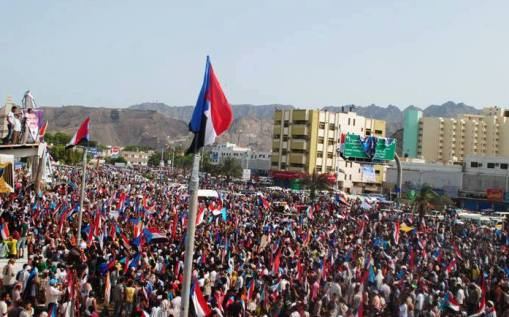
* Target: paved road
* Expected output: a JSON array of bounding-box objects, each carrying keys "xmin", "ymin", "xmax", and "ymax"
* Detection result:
[{"xmin": 0, "ymin": 254, "xmax": 28, "ymax": 279}]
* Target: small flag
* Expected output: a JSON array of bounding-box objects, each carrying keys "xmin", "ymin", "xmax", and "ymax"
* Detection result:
[
  {"xmin": 191, "ymin": 280, "xmax": 212, "ymax": 317},
  {"xmin": 186, "ymin": 56, "xmax": 233, "ymax": 154},
  {"xmin": 65, "ymin": 117, "xmax": 90, "ymax": 149},
  {"xmin": 272, "ymin": 248, "xmax": 282, "ymax": 275},
  {"xmin": 39, "ymin": 121, "xmax": 48, "ymax": 140},
  {"xmin": 393, "ymin": 221, "xmax": 400, "ymax": 244},
  {"xmin": 196, "ymin": 206, "xmax": 206, "ymax": 226},
  {"xmin": 0, "ymin": 223, "xmax": 10, "ymax": 240}
]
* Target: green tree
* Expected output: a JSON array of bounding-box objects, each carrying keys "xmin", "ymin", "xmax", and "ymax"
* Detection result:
[
  {"xmin": 48, "ymin": 144, "xmax": 83, "ymax": 165},
  {"xmin": 105, "ymin": 156, "xmax": 128, "ymax": 165},
  {"xmin": 414, "ymin": 185, "xmax": 437, "ymax": 218},
  {"xmin": 218, "ymin": 157, "xmax": 242, "ymax": 179},
  {"xmin": 45, "ymin": 132, "xmax": 71, "ymax": 145},
  {"xmin": 123, "ymin": 145, "xmax": 154, "ymax": 152},
  {"xmin": 302, "ymin": 171, "xmax": 332, "ymax": 201}
]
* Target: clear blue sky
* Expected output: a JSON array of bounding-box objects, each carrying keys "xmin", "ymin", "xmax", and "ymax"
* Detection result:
[{"xmin": 1, "ymin": 1, "xmax": 508, "ymax": 109}]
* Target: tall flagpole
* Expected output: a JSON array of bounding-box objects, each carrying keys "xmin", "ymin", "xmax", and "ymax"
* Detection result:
[
  {"xmin": 76, "ymin": 147, "xmax": 88, "ymax": 246},
  {"xmin": 180, "ymin": 151, "xmax": 200, "ymax": 317}
]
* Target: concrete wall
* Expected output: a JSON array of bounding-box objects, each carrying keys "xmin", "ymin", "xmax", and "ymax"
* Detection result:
[
  {"xmin": 386, "ymin": 162, "xmax": 462, "ymax": 197},
  {"xmin": 462, "ymin": 173, "xmax": 508, "ymax": 193}
]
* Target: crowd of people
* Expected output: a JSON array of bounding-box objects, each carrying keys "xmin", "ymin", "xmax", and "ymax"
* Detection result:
[{"xmin": 0, "ymin": 163, "xmax": 508, "ymax": 317}]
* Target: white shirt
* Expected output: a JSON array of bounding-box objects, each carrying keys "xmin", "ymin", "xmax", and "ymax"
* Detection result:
[
  {"xmin": 45, "ymin": 285, "xmax": 62, "ymax": 304},
  {"xmin": 13, "ymin": 117, "xmax": 21, "ymax": 132}
]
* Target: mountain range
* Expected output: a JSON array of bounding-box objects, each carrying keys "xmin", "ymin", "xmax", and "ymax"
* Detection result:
[{"xmin": 42, "ymin": 101, "xmax": 482, "ymax": 151}]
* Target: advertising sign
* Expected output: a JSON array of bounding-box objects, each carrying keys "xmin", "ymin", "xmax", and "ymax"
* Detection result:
[
  {"xmin": 362, "ymin": 165, "xmax": 376, "ymax": 183},
  {"xmin": 340, "ymin": 133, "xmax": 396, "ymax": 161},
  {"xmin": 111, "ymin": 146, "xmax": 120, "ymax": 157},
  {"xmin": 242, "ymin": 169, "xmax": 251, "ymax": 181},
  {"xmin": 486, "ymin": 188, "xmax": 504, "ymax": 201}
]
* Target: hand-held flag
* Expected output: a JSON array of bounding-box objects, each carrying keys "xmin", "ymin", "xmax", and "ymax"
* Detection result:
[{"xmin": 66, "ymin": 117, "xmax": 90, "ymax": 149}]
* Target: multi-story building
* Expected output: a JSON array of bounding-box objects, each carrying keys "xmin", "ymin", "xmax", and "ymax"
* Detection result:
[
  {"xmin": 210, "ymin": 142, "xmax": 271, "ymax": 175},
  {"xmin": 386, "ymin": 155, "xmax": 509, "ymax": 211},
  {"xmin": 403, "ymin": 107, "xmax": 509, "ymax": 162},
  {"xmin": 271, "ymin": 109, "xmax": 386, "ymax": 193},
  {"xmin": 402, "ymin": 108, "xmax": 423, "ymax": 158},
  {"xmin": 121, "ymin": 150, "xmax": 152, "ymax": 166}
]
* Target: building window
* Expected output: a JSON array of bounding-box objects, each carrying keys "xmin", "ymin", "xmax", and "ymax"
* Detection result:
[
  {"xmin": 317, "ymin": 152, "xmax": 323, "ymax": 158},
  {"xmin": 283, "ymin": 121, "xmax": 289, "ymax": 127},
  {"xmin": 281, "ymin": 163, "xmax": 287, "ymax": 169},
  {"xmin": 316, "ymin": 166, "xmax": 322, "ymax": 172},
  {"xmin": 375, "ymin": 170, "xmax": 380, "ymax": 174},
  {"xmin": 501, "ymin": 163, "xmax": 508, "ymax": 170},
  {"xmin": 329, "ymin": 124, "xmax": 335, "ymax": 130},
  {"xmin": 470, "ymin": 162, "xmax": 479, "ymax": 168},
  {"xmin": 271, "ymin": 162, "xmax": 278, "ymax": 167},
  {"xmin": 283, "ymin": 136, "xmax": 288, "ymax": 141},
  {"xmin": 319, "ymin": 123, "xmax": 325, "ymax": 129},
  {"xmin": 365, "ymin": 129, "xmax": 371, "ymax": 136},
  {"xmin": 290, "ymin": 163, "xmax": 305, "ymax": 168},
  {"xmin": 326, "ymin": 166, "xmax": 333, "ymax": 172},
  {"xmin": 349, "ymin": 175, "xmax": 352, "ymax": 180},
  {"xmin": 375, "ymin": 130, "xmax": 383, "ymax": 135},
  {"xmin": 487, "ymin": 163, "xmax": 495, "ymax": 169},
  {"xmin": 318, "ymin": 137, "xmax": 324, "ymax": 144},
  {"xmin": 348, "ymin": 118, "xmax": 351, "ymax": 125},
  {"xmin": 353, "ymin": 119, "xmax": 356, "ymax": 126},
  {"xmin": 327, "ymin": 152, "xmax": 333, "ymax": 159},
  {"xmin": 328, "ymin": 138, "xmax": 334, "ymax": 144}
]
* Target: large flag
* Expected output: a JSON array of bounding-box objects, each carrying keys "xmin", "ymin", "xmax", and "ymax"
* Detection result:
[
  {"xmin": 66, "ymin": 117, "xmax": 90, "ymax": 149},
  {"xmin": 186, "ymin": 57, "xmax": 232, "ymax": 154}
]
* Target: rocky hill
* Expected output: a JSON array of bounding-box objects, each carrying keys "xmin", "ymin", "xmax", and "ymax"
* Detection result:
[
  {"xmin": 129, "ymin": 103, "xmax": 294, "ymax": 151},
  {"xmin": 42, "ymin": 106, "xmax": 189, "ymax": 148},
  {"xmin": 40, "ymin": 101, "xmax": 483, "ymax": 151}
]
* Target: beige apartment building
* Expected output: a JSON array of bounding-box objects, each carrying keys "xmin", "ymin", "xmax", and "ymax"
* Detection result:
[
  {"xmin": 271, "ymin": 109, "xmax": 387, "ymax": 193},
  {"xmin": 419, "ymin": 107, "xmax": 509, "ymax": 163}
]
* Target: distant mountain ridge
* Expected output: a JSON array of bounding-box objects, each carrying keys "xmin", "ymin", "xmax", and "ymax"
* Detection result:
[
  {"xmin": 130, "ymin": 101, "xmax": 482, "ymax": 149},
  {"xmin": 42, "ymin": 106, "xmax": 188, "ymax": 148},
  {"xmin": 40, "ymin": 101, "xmax": 484, "ymax": 151}
]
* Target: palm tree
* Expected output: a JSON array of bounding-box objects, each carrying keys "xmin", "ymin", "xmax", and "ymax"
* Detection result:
[
  {"xmin": 219, "ymin": 157, "xmax": 242, "ymax": 180},
  {"xmin": 414, "ymin": 185, "xmax": 436, "ymax": 219},
  {"xmin": 301, "ymin": 171, "xmax": 332, "ymax": 201}
]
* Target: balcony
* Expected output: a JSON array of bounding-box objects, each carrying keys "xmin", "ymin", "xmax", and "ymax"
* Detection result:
[
  {"xmin": 274, "ymin": 111, "xmax": 282, "ymax": 121},
  {"xmin": 292, "ymin": 110, "xmax": 308, "ymax": 121},
  {"xmin": 291, "ymin": 140, "xmax": 308, "ymax": 151},
  {"xmin": 273, "ymin": 125, "xmax": 281, "ymax": 134},
  {"xmin": 272, "ymin": 140, "xmax": 280, "ymax": 149},
  {"xmin": 292, "ymin": 125, "xmax": 308, "ymax": 136},
  {"xmin": 289, "ymin": 153, "xmax": 307, "ymax": 165}
]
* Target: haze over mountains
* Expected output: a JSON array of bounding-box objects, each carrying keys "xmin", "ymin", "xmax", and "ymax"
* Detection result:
[{"xmin": 43, "ymin": 101, "xmax": 481, "ymax": 151}]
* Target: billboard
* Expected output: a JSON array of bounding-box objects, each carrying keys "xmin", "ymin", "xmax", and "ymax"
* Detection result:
[
  {"xmin": 486, "ymin": 188, "xmax": 504, "ymax": 201},
  {"xmin": 242, "ymin": 169, "xmax": 251, "ymax": 181},
  {"xmin": 339, "ymin": 133, "xmax": 396, "ymax": 161},
  {"xmin": 111, "ymin": 146, "xmax": 120, "ymax": 157},
  {"xmin": 362, "ymin": 165, "xmax": 376, "ymax": 183},
  {"xmin": 0, "ymin": 155, "xmax": 14, "ymax": 193}
]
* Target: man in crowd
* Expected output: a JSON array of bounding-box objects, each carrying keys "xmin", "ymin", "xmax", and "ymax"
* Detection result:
[{"xmin": 0, "ymin": 163, "xmax": 507, "ymax": 317}]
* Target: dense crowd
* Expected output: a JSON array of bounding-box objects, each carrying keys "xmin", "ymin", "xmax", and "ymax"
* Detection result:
[{"xmin": 0, "ymin": 164, "xmax": 508, "ymax": 317}]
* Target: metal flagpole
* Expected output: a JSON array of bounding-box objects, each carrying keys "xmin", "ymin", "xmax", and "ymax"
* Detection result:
[
  {"xmin": 180, "ymin": 151, "xmax": 200, "ymax": 317},
  {"xmin": 76, "ymin": 147, "xmax": 88, "ymax": 246}
]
